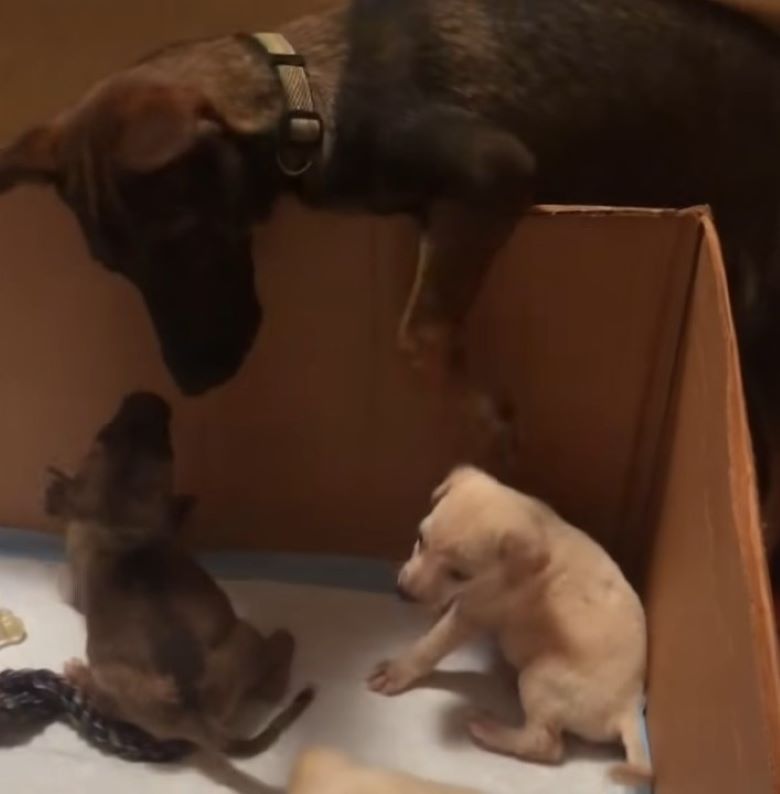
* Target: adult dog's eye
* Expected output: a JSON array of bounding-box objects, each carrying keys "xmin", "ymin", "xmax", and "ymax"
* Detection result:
[{"xmin": 448, "ymin": 568, "xmax": 471, "ymax": 582}]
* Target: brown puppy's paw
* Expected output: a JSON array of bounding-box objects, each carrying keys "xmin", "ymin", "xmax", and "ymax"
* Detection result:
[
  {"xmin": 366, "ymin": 658, "xmax": 421, "ymax": 695},
  {"xmin": 150, "ymin": 675, "xmax": 181, "ymax": 705},
  {"xmin": 63, "ymin": 658, "xmax": 91, "ymax": 688}
]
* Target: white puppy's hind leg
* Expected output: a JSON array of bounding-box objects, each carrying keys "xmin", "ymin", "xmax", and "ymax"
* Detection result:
[
  {"xmin": 468, "ymin": 714, "xmax": 564, "ymax": 764},
  {"xmin": 610, "ymin": 708, "xmax": 653, "ymax": 786}
]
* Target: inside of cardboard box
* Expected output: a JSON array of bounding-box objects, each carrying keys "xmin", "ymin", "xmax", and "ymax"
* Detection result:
[
  {"xmin": 0, "ymin": 190, "xmax": 779, "ymax": 791},
  {"xmin": 0, "ymin": 195, "xmax": 704, "ymax": 563}
]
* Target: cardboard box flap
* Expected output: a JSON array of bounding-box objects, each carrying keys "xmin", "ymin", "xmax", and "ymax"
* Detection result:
[{"xmin": 646, "ymin": 215, "xmax": 780, "ymax": 793}]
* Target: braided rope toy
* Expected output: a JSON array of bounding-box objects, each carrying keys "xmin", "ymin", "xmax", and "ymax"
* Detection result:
[{"xmin": 0, "ymin": 668, "xmax": 192, "ymax": 762}]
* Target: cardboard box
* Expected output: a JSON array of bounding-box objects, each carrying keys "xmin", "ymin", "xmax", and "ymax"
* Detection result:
[{"xmin": 0, "ymin": 2, "xmax": 778, "ymax": 791}]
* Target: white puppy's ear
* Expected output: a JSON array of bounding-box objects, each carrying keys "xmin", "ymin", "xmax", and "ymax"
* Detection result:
[
  {"xmin": 431, "ymin": 465, "xmax": 477, "ymax": 504},
  {"xmin": 431, "ymin": 477, "xmax": 451, "ymax": 505},
  {"xmin": 499, "ymin": 529, "xmax": 549, "ymax": 581}
]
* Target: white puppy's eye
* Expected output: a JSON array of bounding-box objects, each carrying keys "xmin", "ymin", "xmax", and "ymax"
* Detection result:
[
  {"xmin": 448, "ymin": 568, "xmax": 471, "ymax": 582},
  {"xmin": 417, "ymin": 531, "xmax": 427, "ymax": 550}
]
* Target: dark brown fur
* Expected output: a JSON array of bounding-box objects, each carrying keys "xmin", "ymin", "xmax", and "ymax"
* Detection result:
[{"xmin": 45, "ymin": 393, "xmax": 314, "ymax": 779}]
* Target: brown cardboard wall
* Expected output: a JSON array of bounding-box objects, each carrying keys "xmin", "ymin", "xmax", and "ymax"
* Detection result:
[
  {"xmin": 645, "ymin": 217, "xmax": 780, "ymax": 794},
  {"xmin": 466, "ymin": 208, "xmax": 700, "ymax": 574},
  {"xmin": 0, "ymin": 192, "xmax": 703, "ymax": 562}
]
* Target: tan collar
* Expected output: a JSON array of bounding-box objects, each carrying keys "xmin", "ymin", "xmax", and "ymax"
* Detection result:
[{"xmin": 254, "ymin": 32, "xmax": 324, "ymax": 179}]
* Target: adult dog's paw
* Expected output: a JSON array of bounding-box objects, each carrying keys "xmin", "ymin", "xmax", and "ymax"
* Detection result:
[
  {"xmin": 398, "ymin": 319, "xmax": 458, "ymax": 377},
  {"xmin": 367, "ymin": 658, "xmax": 422, "ymax": 695}
]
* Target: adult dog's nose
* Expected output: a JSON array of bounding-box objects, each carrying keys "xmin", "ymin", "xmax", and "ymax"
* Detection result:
[{"xmin": 395, "ymin": 583, "xmax": 416, "ymax": 602}]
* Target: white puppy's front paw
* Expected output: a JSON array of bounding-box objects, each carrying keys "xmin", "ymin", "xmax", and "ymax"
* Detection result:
[
  {"xmin": 367, "ymin": 658, "xmax": 423, "ymax": 695},
  {"xmin": 468, "ymin": 711, "xmax": 501, "ymax": 747}
]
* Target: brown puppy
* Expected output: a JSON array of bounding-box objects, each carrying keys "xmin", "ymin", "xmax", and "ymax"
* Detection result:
[
  {"xmin": 44, "ymin": 392, "xmax": 314, "ymax": 781},
  {"xmin": 288, "ymin": 747, "xmax": 485, "ymax": 794},
  {"xmin": 369, "ymin": 466, "xmax": 649, "ymax": 786}
]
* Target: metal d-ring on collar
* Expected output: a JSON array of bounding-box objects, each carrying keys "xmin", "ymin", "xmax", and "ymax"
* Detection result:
[{"xmin": 254, "ymin": 32, "xmax": 323, "ymax": 178}]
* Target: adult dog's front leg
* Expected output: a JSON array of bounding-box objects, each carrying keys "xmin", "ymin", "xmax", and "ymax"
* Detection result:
[
  {"xmin": 385, "ymin": 110, "xmax": 534, "ymax": 469},
  {"xmin": 367, "ymin": 607, "xmax": 477, "ymax": 695},
  {"xmin": 398, "ymin": 201, "xmax": 523, "ymax": 371},
  {"xmin": 390, "ymin": 109, "xmax": 535, "ymax": 367}
]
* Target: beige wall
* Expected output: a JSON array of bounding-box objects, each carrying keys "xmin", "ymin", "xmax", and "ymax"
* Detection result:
[{"xmin": 0, "ymin": 0, "xmax": 335, "ymax": 140}]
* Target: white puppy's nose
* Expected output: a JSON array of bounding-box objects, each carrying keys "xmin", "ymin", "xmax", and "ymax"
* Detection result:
[{"xmin": 395, "ymin": 582, "xmax": 417, "ymax": 602}]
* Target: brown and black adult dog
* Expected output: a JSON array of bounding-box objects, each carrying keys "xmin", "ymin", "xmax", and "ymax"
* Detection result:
[
  {"xmin": 2, "ymin": 0, "xmax": 780, "ymax": 539},
  {"xmin": 45, "ymin": 392, "xmax": 313, "ymax": 788}
]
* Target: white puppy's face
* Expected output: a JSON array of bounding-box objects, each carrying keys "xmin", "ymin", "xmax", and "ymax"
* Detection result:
[
  {"xmin": 397, "ymin": 467, "xmax": 549, "ymax": 612},
  {"xmin": 397, "ymin": 515, "xmax": 477, "ymax": 611},
  {"xmin": 397, "ymin": 477, "xmax": 506, "ymax": 612}
]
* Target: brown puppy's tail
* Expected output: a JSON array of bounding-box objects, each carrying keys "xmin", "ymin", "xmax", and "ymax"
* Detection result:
[
  {"xmin": 224, "ymin": 685, "xmax": 316, "ymax": 758},
  {"xmin": 190, "ymin": 686, "xmax": 315, "ymax": 794},
  {"xmin": 609, "ymin": 708, "xmax": 653, "ymax": 787}
]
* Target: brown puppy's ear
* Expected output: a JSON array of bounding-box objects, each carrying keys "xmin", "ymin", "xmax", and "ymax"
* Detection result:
[
  {"xmin": 167, "ymin": 493, "xmax": 197, "ymax": 531},
  {"xmin": 0, "ymin": 124, "xmax": 61, "ymax": 192},
  {"xmin": 499, "ymin": 528, "xmax": 549, "ymax": 581},
  {"xmin": 44, "ymin": 466, "xmax": 75, "ymax": 519}
]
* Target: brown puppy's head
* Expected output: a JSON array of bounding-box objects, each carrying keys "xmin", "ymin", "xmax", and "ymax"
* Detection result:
[
  {"xmin": 0, "ymin": 36, "xmax": 287, "ymax": 394},
  {"xmin": 45, "ymin": 391, "xmax": 192, "ymax": 543},
  {"xmin": 397, "ymin": 466, "xmax": 550, "ymax": 612}
]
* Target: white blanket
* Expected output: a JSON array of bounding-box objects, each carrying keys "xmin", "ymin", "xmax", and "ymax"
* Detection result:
[{"xmin": 0, "ymin": 543, "xmax": 644, "ymax": 794}]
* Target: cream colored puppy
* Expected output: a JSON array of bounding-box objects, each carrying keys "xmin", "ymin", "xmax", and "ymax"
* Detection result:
[
  {"xmin": 288, "ymin": 747, "xmax": 484, "ymax": 794},
  {"xmin": 368, "ymin": 466, "xmax": 651, "ymax": 785}
]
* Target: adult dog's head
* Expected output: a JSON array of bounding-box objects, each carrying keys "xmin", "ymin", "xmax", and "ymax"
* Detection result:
[{"xmin": 0, "ymin": 36, "xmax": 289, "ymax": 394}]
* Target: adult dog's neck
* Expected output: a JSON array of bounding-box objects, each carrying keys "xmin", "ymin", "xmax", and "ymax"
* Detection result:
[{"xmin": 282, "ymin": 6, "xmax": 350, "ymax": 138}]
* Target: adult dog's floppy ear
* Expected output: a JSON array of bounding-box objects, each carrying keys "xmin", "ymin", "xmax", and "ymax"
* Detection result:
[
  {"xmin": 112, "ymin": 83, "xmax": 221, "ymax": 173},
  {"xmin": 109, "ymin": 73, "xmax": 283, "ymax": 173},
  {"xmin": 0, "ymin": 124, "xmax": 61, "ymax": 192}
]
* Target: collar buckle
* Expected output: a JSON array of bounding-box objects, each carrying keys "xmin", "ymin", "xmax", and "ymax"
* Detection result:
[{"xmin": 253, "ymin": 33, "xmax": 323, "ymax": 178}]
